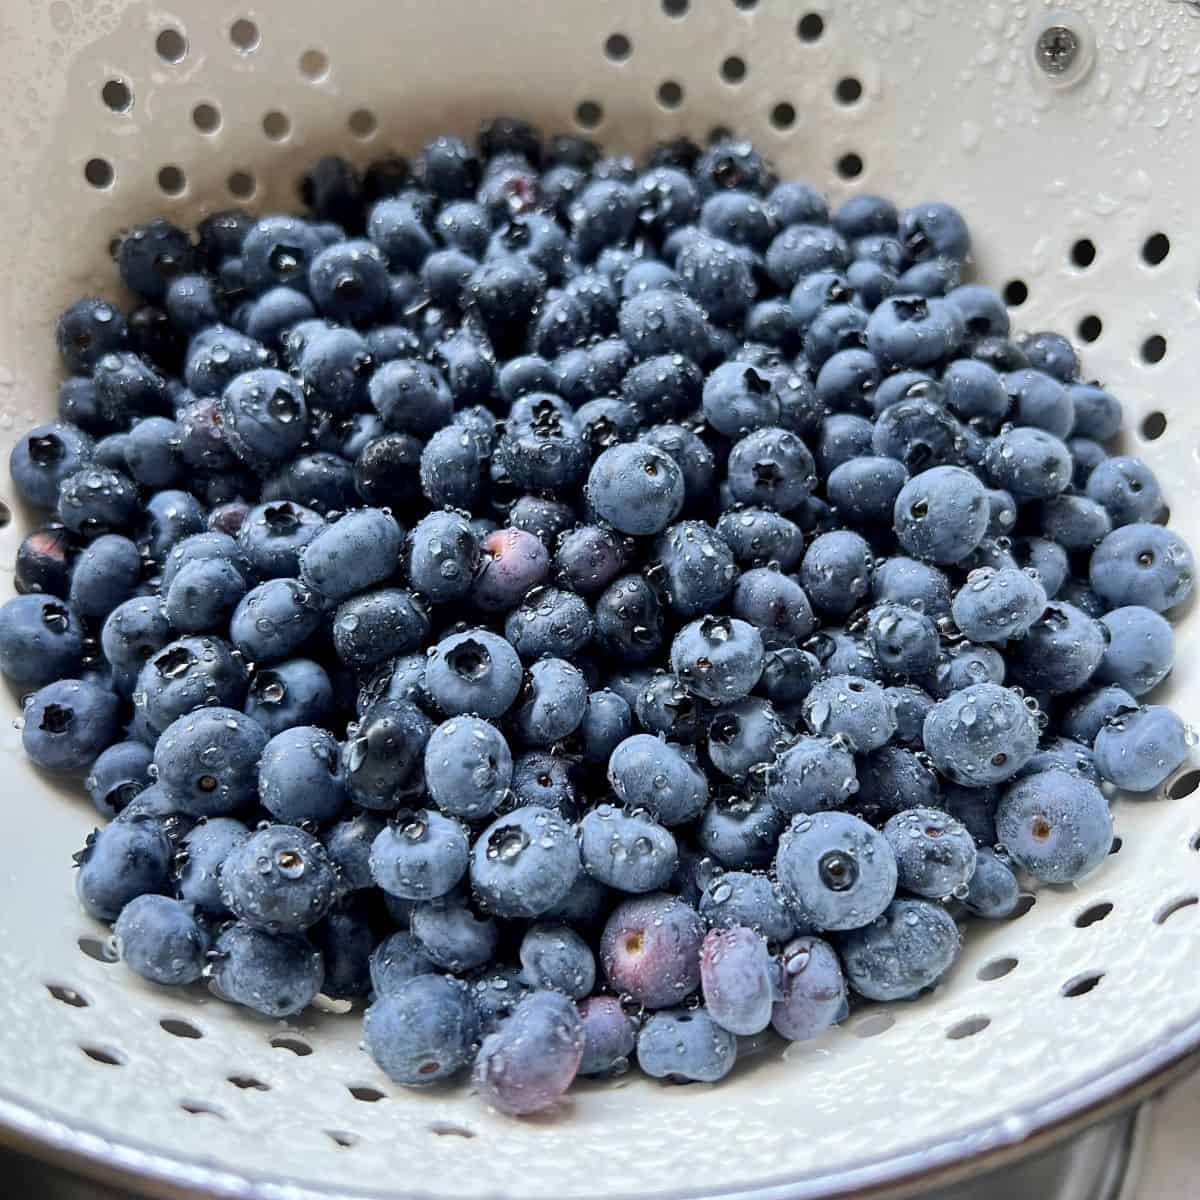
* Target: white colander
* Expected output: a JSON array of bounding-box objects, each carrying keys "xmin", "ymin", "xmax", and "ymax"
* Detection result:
[{"xmin": 1, "ymin": 1, "xmax": 1199, "ymax": 1197}]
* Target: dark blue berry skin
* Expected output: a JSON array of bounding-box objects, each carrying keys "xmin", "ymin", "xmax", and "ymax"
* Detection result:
[
  {"xmin": 114, "ymin": 894, "xmax": 208, "ymax": 986},
  {"xmin": 333, "ymin": 588, "xmax": 429, "ymax": 670},
  {"xmin": 154, "ymin": 707, "xmax": 267, "ymax": 817},
  {"xmin": 803, "ymin": 674, "xmax": 896, "ymax": 753},
  {"xmin": 963, "ymin": 848, "xmax": 1019, "ymax": 919},
  {"xmin": 883, "ymin": 808, "xmax": 977, "ymax": 899},
  {"xmin": 1012, "ymin": 536, "xmax": 1069, "ymax": 598},
  {"xmin": 894, "ymin": 466, "xmax": 988, "ymax": 565},
  {"xmin": 776, "ymin": 810, "xmax": 898, "ymax": 932},
  {"xmin": 367, "ymin": 969, "xmax": 480, "ymax": 1084},
  {"xmin": 1009, "ymin": 602, "xmax": 1106, "ymax": 694},
  {"xmin": 637, "ymin": 1007, "xmax": 737, "ymax": 1084},
  {"xmin": 997, "ymin": 770, "xmax": 1112, "ymax": 882},
  {"xmin": 298, "ymin": 507, "xmax": 401, "ymax": 603},
  {"xmin": 162, "ymin": 555, "xmax": 246, "ymax": 635},
  {"xmin": 212, "ymin": 922, "xmax": 324, "ymax": 1019},
  {"xmin": 1095, "ymin": 606, "xmax": 1174, "ymax": 697},
  {"xmin": 322, "ymin": 811, "xmax": 386, "ymax": 895},
  {"xmin": 237, "ymin": 501, "xmax": 324, "ymax": 581},
  {"xmin": 467, "ymin": 964, "xmax": 531, "ymax": 1037},
  {"xmin": 241, "ymin": 215, "xmax": 325, "ymax": 293},
  {"xmin": 75, "ymin": 814, "xmax": 173, "ymax": 922},
  {"xmin": 872, "ymin": 397, "xmax": 965, "ymax": 473},
  {"xmin": 243, "ymin": 658, "xmax": 333, "ymax": 737},
  {"xmin": 923, "ymin": 682, "xmax": 1039, "ymax": 786},
  {"xmin": 1067, "ymin": 383, "xmax": 1122, "ymax": 442},
  {"xmin": 700, "ymin": 925, "xmax": 775, "ymax": 1035},
  {"xmin": 727, "ymin": 427, "xmax": 816, "ymax": 513},
  {"xmin": 424, "ymin": 716, "xmax": 511, "ymax": 821},
  {"xmin": 217, "ymin": 368, "xmax": 308, "ymax": 473},
  {"xmin": 519, "ymin": 924, "xmax": 596, "ymax": 999},
  {"xmin": 0, "ymin": 594, "xmax": 84, "ymax": 687},
  {"xmin": 116, "ymin": 219, "xmax": 194, "ymax": 302},
  {"xmin": 257, "ymin": 726, "xmax": 346, "ymax": 825},
  {"xmin": 309, "ymin": 898, "xmax": 376, "ymax": 1000},
  {"xmin": 101, "ymin": 599, "xmax": 173, "ymax": 697},
  {"xmin": 707, "ymin": 697, "xmax": 786, "ymax": 778},
  {"xmin": 229, "ymin": 578, "xmax": 323, "ymax": 665},
  {"xmin": 369, "ymin": 810, "xmax": 469, "ymax": 901},
  {"xmin": 1093, "ymin": 705, "xmax": 1189, "ymax": 792},
  {"xmin": 872, "ymin": 556, "xmax": 953, "ymax": 620},
  {"xmin": 220, "ymin": 824, "xmax": 337, "ymax": 932},
  {"xmin": 929, "ymin": 642, "xmax": 1007, "ymax": 697},
  {"xmin": 771, "ymin": 936, "xmax": 849, "ymax": 1042},
  {"xmin": 951, "ymin": 566, "xmax": 1047, "ymax": 644},
  {"xmin": 11, "ymin": 423, "xmax": 95, "ymax": 510},
  {"xmin": 1004, "ymin": 368, "xmax": 1073, "ymax": 438},
  {"xmin": 368, "ymin": 359, "xmax": 453, "ymax": 439},
  {"xmin": 1021, "ymin": 737, "xmax": 1098, "ymax": 783},
  {"xmin": 512, "ymin": 657, "xmax": 588, "ymax": 747},
  {"xmin": 717, "ymin": 508, "xmax": 805, "ymax": 570},
  {"xmin": 608, "ymin": 734, "xmax": 708, "ymax": 826},
  {"xmin": 419, "ymin": 426, "xmax": 483, "ymax": 510},
  {"xmin": 940, "ymin": 359, "xmax": 1009, "ymax": 427},
  {"xmin": 886, "ymin": 683, "xmax": 936, "ymax": 748},
  {"xmin": 410, "ymin": 894, "xmax": 498, "ymax": 971},
  {"xmin": 579, "ymin": 689, "xmax": 633, "ymax": 764},
  {"xmin": 765, "ymin": 224, "xmax": 848, "ymax": 290},
  {"xmin": 425, "ymin": 629, "xmax": 523, "ymax": 719},
  {"xmin": 636, "ymin": 674, "xmax": 708, "ymax": 742},
  {"xmin": 676, "ymin": 233, "xmax": 756, "ymax": 323},
  {"xmin": 702, "ymin": 362, "xmax": 780, "ymax": 436},
  {"xmin": 58, "ymin": 376, "xmax": 111, "ymax": 436},
  {"xmin": 184, "ymin": 326, "xmax": 272, "ymax": 398},
  {"xmin": 838, "ymin": 897, "xmax": 961, "ymax": 1001},
  {"xmin": 67, "ymin": 530, "xmax": 143, "ymax": 627},
  {"xmin": 503, "ymin": 587, "xmax": 593, "ymax": 662},
  {"xmin": 866, "ymin": 295, "xmax": 963, "ymax": 368},
  {"xmin": 699, "ymin": 792, "xmax": 785, "ymax": 869},
  {"xmin": 176, "ymin": 818, "xmax": 249, "ymax": 915},
  {"xmin": 767, "ymin": 735, "xmax": 858, "ymax": 817},
  {"xmin": 56, "ymin": 467, "xmax": 139, "ymax": 538},
  {"xmin": 670, "ymin": 615, "xmax": 765, "ymax": 704},
  {"xmin": 641, "ymin": 423, "xmax": 715, "ymax": 512},
  {"xmin": 621, "ymin": 355, "xmax": 703, "ymax": 424},
  {"xmin": 826, "ymin": 456, "xmax": 908, "ymax": 526},
  {"xmin": 22, "ymin": 679, "xmax": 121, "ymax": 771},
  {"xmin": 141, "ymin": 489, "xmax": 206, "ymax": 564},
  {"xmin": 298, "ymin": 327, "xmax": 375, "ymax": 416},
  {"xmin": 471, "ymin": 527, "xmax": 550, "ymax": 613},
  {"xmin": 945, "ymin": 284, "xmax": 1010, "ymax": 339},
  {"xmin": 369, "ymin": 930, "xmax": 436, "ymax": 995},
  {"xmin": 419, "ymin": 135, "xmax": 481, "ymax": 199},
  {"xmin": 552, "ymin": 527, "xmax": 629, "ymax": 599},
  {"xmin": 1018, "ymin": 330, "xmax": 1078, "ymax": 382},
  {"xmin": 1090, "ymin": 523, "xmax": 1194, "ymax": 613},
  {"xmin": 364, "ymin": 323, "xmax": 421, "ymax": 364},
  {"xmin": 1085, "ymin": 457, "xmax": 1163, "ymax": 527},
  {"xmin": 307, "ymin": 240, "xmax": 390, "ymax": 324},
  {"xmin": 655, "ymin": 521, "xmax": 738, "ymax": 619},
  {"xmin": 765, "ymin": 181, "xmax": 829, "ymax": 229},
  {"xmin": 85, "ymin": 740, "xmax": 153, "ymax": 820},
  {"xmin": 618, "ymin": 288, "xmax": 711, "ymax": 361},
  {"xmin": 243, "ymin": 287, "xmax": 317, "ymax": 350},
  {"xmin": 699, "ymin": 870, "xmax": 794, "ymax": 942},
  {"xmin": 983, "ymin": 427, "xmax": 1073, "ymax": 502},
  {"xmin": 577, "ymin": 995, "xmax": 637, "ymax": 1078},
  {"xmin": 814, "ymin": 348, "xmax": 882, "ymax": 415},
  {"xmin": 579, "ymin": 804, "xmax": 677, "ymax": 894},
  {"xmin": 584, "ymin": 442, "xmax": 685, "ymax": 536},
  {"xmin": 866, "ymin": 602, "xmax": 939, "ymax": 680},
  {"xmin": 341, "ymin": 698, "xmax": 432, "ymax": 810},
  {"xmin": 801, "ymin": 530, "xmax": 874, "ymax": 615},
  {"xmin": 57, "ymin": 298, "xmax": 130, "ymax": 374},
  {"xmin": 592, "ymin": 573, "xmax": 662, "ymax": 664},
  {"xmin": 122, "ymin": 416, "xmax": 180, "ymax": 490},
  {"xmin": 1041, "ymin": 494, "xmax": 1112, "ymax": 552},
  {"xmin": 1062, "ymin": 685, "xmax": 1138, "ymax": 747},
  {"xmin": 470, "ymin": 806, "xmax": 581, "ymax": 919},
  {"xmin": 856, "ymin": 745, "xmax": 942, "ymax": 818}
]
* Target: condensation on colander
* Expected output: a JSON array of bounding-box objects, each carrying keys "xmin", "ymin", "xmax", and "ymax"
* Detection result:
[{"xmin": 0, "ymin": 1, "xmax": 1199, "ymax": 1198}]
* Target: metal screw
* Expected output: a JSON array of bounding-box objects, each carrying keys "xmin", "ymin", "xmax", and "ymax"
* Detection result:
[{"xmin": 1036, "ymin": 25, "xmax": 1080, "ymax": 75}]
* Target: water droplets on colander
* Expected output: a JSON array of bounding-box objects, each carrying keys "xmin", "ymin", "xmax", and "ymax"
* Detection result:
[{"xmin": 1, "ymin": 1, "xmax": 1200, "ymax": 1198}]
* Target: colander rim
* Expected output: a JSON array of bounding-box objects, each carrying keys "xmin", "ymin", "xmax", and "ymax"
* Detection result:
[{"xmin": 0, "ymin": 1013, "xmax": 1197, "ymax": 1200}]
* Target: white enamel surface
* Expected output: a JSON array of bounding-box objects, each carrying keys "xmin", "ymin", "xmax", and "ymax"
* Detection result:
[{"xmin": 0, "ymin": 1, "xmax": 1198, "ymax": 1197}]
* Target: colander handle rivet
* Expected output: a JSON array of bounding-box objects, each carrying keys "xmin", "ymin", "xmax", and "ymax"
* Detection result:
[{"xmin": 1035, "ymin": 25, "xmax": 1081, "ymax": 76}]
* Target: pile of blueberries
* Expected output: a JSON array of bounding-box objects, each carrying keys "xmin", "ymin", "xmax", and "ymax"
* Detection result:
[{"xmin": 2, "ymin": 118, "xmax": 1194, "ymax": 1114}]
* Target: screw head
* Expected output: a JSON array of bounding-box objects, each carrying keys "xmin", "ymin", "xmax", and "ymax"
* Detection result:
[{"xmin": 1036, "ymin": 25, "xmax": 1080, "ymax": 75}]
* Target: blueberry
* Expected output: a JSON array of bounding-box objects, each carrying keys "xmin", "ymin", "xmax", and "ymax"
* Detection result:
[
  {"xmin": 257, "ymin": 727, "xmax": 346, "ymax": 825},
  {"xmin": 341, "ymin": 698, "xmax": 432, "ymax": 810},
  {"xmin": 211, "ymin": 922, "xmax": 324, "ymax": 1018},
  {"xmin": 57, "ymin": 298, "xmax": 130, "ymax": 374},
  {"xmin": 73, "ymin": 813, "xmax": 172, "ymax": 921},
  {"xmin": 983, "ymin": 427, "xmax": 1072, "ymax": 502},
  {"xmin": 893, "ymin": 466, "xmax": 988, "ymax": 564},
  {"xmin": 101, "ymin": 598, "xmax": 173, "ymax": 697},
  {"xmin": 114, "ymin": 894, "xmax": 209, "ymax": 986},
  {"xmin": 1041, "ymin": 493, "xmax": 1112, "ymax": 552},
  {"xmin": 332, "ymin": 588, "xmax": 429, "ymax": 670},
  {"xmin": 726, "ymin": 426, "xmax": 816, "ymax": 514},
  {"xmin": 370, "ymin": 810, "xmax": 469, "ymax": 900},
  {"xmin": 702, "ymin": 362, "xmax": 780, "ymax": 437},
  {"xmin": 636, "ymin": 1007, "xmax": 737, "ymax": 1084},
  {"xmin": 699, "ymin": 871, "xmax": 794, "ymax": 942},
  {"xmin": 675, "ymin": 233, "xmax": 756, "ymax": 323},
  {"xmin": 1012, "ymin": 535, "xmax": 1069, "ymax": 598},
  {"xmin": 512, "ymin": 657, "xmax": 587, "ymax": 746},
  {"xmin": 883, "ymin": 808, "xmax": 977, "ymax": 899},
  {"xmin": 229, "ymin": 578, "xmax": 323, "ymax": 665},
  {"xmin": 366, "ymin": 973, "xmax": 480, "ymax": 1088},
  {"xmin": 600, "ymin": 892, "xmax": 704, "ymax": 1008},
  {"xmin": 153, "ymin": 706, "xmax": 266, "ymax": 818},
  {"xmin": 577, "ymin": 995, "xmax": 638, "ymax": 1078},
  {"xmin": 470, "ymin": 806, "xmax": 581, "ymax": 918},
  {"xmin": 1090, "ymin": 523, "xmax": 1194, "ymax": 613},
  {"xmin": 963, "ymin": 847, "xmax": 1020, "ymax": 919},
  {"xmin": 10, "ymin": 423, "xmax": 95, "ymax": 510},
  {"xmin": 297, "ymin": 507, "xmax": 402, "ymax": 603},
  {"xmin": 1095, "ymin": 606, "xmax": 1174, "ymax": 696},
  {"xmin": 800, "ymin": 530, "xmax": 874, "ymax": 614},
  {"xmin": 929, "ymin": 641, "xmax": 1007, "ymax": 697},
  {"xmin": 425, "ymin": 629, "xmax": 523, "ymax": 718},
  {"xmin": 996, "ymin": 770, "xmax": 1112, "ymax": 881},
  {"xmin": 700, "ymin": 926, "xmax": 775, "ymax": 1035},
  {"xmin": 410, "ymin": 895, "xmax": 499, "ymax": 971},
  {"xmin": 176, "ymin": 817, "xmax": 249, "ymax": 915},
  {"xmin": 578, "ymin": 804, "xmax": 678, "ymax": 894},
  {"xmin": 886, "ymin": 683, "xmax": 935, "ymax": 748},
  {"xmin": 14, "ymin": 524, "xmax": 75, "ymax": 599},
  {"xmin": 699, "ymin": 792, "xmax": 785, "ymax": 869},
  {"xmin": 716, "ymin": 508, "xmax": 806, "ymax": 569},
  {"xmin": 239, "ymin": 500, "xmax": 326, "ymax": 579},
  {"xmin": 518, "ymin": 924, "xmax": 596, "ymax": 999},
  {"xmin": 580, "ymin": 689, "xmax": 633, "ymax": 764},
  {"xmin": 608, "ymin": 734, "xmax": 708, "ymax": 826},
  {"xmin": 776, "ymin": 810, "xmax": 897, "ymax": 931},
  {"xmin": 116, "ymin": 219, "xmax": 194, "ymax": 302},
  {"xmin": 838, "ymin": 897, "xmax": 960, "ymax": 1001},
  {"xmin": 802, "ymin": 675, "xmax": 896, "ymax": 752},
  {"xmin": 56, "ymin": 466, "xmax": 139, "ymax": 538},
  {"xmin": 0, "ymin": 594, "xmax": 84, "ymax": 687},
  {"xmin": 856, "ymin": 745, "xmax": 942, "ymax": 817},
  {"xmin": 419, "ymin": 135, "xmax": 481, "ymax": 198},
  {"xmin": 866, "ymin": 602, "xmax": 939, "ymax": 679},
  {"xmin": 866, "ymin": 295, "xmax": 963, "ymax": 368},
  {"xmin": 1085, "ymin": 457, "xmax": 1163, "ymax": 527},
  {"xmin": 368, "ymin": 930, "xmax": 436, "ymax": 995},
  {"xmin": 670, "ymin": 616, "xmax": 765, "ymax": 704},
  {"xmin": 424, "ymin": 717, "xmax": 512, "ymax": 820},
  {"xmin": 1093, "ymin": 704, "xmax": 1189, "ymax": 792},
  {"xmin": 22, "ymin": 679, "xmax": 121, "ymax": 771},
  {"xmin": 706, "ymin": 697, "xmax": 788, "ymax": 779},
  {"xmin": 184, "ymin": 327, "xmax": 273, "ymax": 400},
  {"xmin": 141, "ymin": 489, "xmax": 206, "ymax": 564},
  {"xmin": 771, "ymin": 936, "xmax": 848, "ymax": 1041},
  {"xmin": 321, "ymin": 812, "xmax": 386, "ymax": 895},
  {"xmin": 83, "ymin": 740, "xmax": 153, "ymax": 820},
  {"xmin": 1009, "ymin": 602, "xmax": 1106, "ymax": 694},
  {"xmin": 298, "ymin": 327, "xmax": 375, "ymax": 416},
  {"xmin": 244, "ymin": 659, "xmax": 334, "ymax": 737},
  {"xmin": 220, "ymin": 824, "xmax": 337, "ymax": 932},
  {"xmin": 826, "ymin": 456, "xmax": 908, "ymax": 526},
  {"xmin": 923, "ymin": 682, "xmax": 1038, "ymax": 786},
  {"xmin": 470, "ymin": 527, "xmax": 551, "ymax": 613},
  {"xmin": 951, "ymin": 566, "xmax": 1047, "ymax": 644},
  {"xmin": 654, "ymin": 521, "xmax": 738, "ymax": 619},
  {"xmin": 767, "ymin": 734, "xmax": 858, "ymax": 817}
]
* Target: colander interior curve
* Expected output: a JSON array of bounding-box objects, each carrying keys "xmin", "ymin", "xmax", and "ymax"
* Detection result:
[{"xmin": 0, "ymin": 1, "xmax": 1199, "ymax": 1198}]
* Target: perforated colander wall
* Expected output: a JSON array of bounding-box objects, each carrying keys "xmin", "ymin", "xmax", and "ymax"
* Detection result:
[{"xmin": 0, "ymin": 2, "xmax": 1199, "ymax": 1199}]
